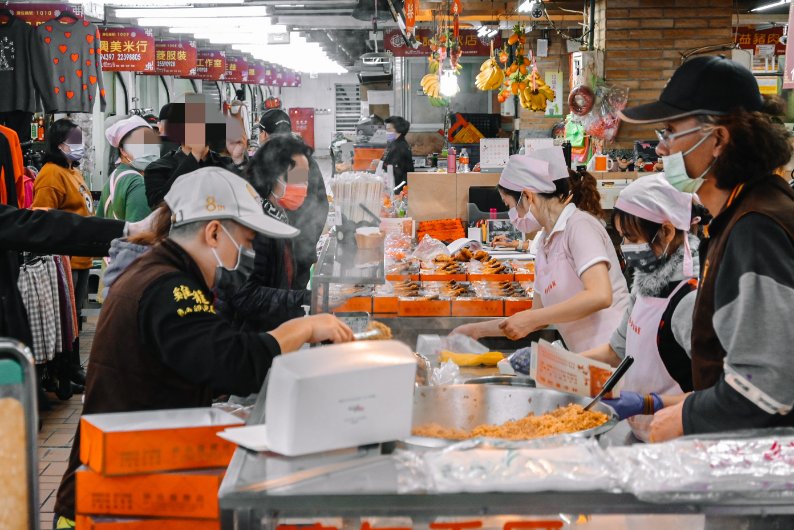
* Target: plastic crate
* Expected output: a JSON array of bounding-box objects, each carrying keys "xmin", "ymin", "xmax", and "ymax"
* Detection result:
[{"xmin": 451, "ymin": 113, "xmax": 502, "ymax": 138}]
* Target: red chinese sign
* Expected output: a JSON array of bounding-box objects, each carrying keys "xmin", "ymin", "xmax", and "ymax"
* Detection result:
[
  {"xmin": 283, "ymin": 70, "xmax": 302, "ymax": 87},
  {"xmin": 152, "ymin": 40, "xmax": 197, "ymax": 77},
  {"xmin": 245, "ymin": 61, "xmax": 266, "ymax": 84},
  {"xmin": 193, "ymin": 50, "xmax": 226, "ymax": 81},
  {"xmin": 290, "ymin": 107, "xmax": 315, "ymax": 148},
  {"xmin": 99, "ymin": 27, "xmax": 155, "ymax": 72},
  {"xmin": 384, "ymin": 29, "xmax": 502, "ymax": 57},
  {"xmin": 404, "ymin": 0, "xmax": 416, "ymax": 35},
  {"xmin": 225, "ymin": 55, "xmax": 248, "ymax": 83},
  {"xmin": 734, "ymin": 25, "xmax": 786, "ymax": 55},
  {"xmin": 8, "ymin": 3, "xmax": 78, "ymax": 27},
  {"xmin": 784, "ymin": 5, "xmax": 794, "ymax": 89}
]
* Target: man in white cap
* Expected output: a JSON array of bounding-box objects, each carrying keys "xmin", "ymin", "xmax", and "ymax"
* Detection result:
[
  {"xmin": 53, "ymin": 167, "xmax": 353, "ymax": 528},
  {"xmin": 99, "ymin": 115, "xmax": 161, "ymax": 221}
]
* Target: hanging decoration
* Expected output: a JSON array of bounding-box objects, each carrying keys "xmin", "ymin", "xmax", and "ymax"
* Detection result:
[
  {"xmin": 404, "ymin": 0, "xmax": 416, "ymax": 37},
  {"xmin": 491, "ymin": 24, "xmax": 555, "ymax": 112},
  {"xmin": 475, "ymin": 40, "xmax": 504, "ymax": 91}
]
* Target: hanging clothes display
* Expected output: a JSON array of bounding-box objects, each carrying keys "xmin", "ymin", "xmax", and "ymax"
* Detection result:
[
  {"xmin": 0, "ymin": 124, "xmax": 25, "ymax": 206},
  {"xmin": 36, "ymin": 17, "xmax": 106, "ymax": 113},
  {"xmin": 0, "ymin": 14, "xmax": 57, "ymax": 118},
  {"xmin": 0, "ymin": 131, "xmax": 16, "ymax": 206},
  {"xmin": 17, "ymin": 256, "xmax": 62, "ymax": 364}
]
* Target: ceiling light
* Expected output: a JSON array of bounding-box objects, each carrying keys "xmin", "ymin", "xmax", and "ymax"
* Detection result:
[
  {"xmin": 114, "ymin": 6, "xmax": 268, "ymax": 18},
  {"xmin": 477, "ymin": 25, "xmax": 489, "ymax": 37},
  {"xmin": 139, "ymin": 17, "xmax": 271, "ymax": 28},
  {"xmin": 751, "ymin": 0, "xmax": 790, "ymax": 12},
  {"xmin": 95, "ymin": 0, "xmax": 243, "ymax": 5},
  {"xmin": 487, "ymin": 28, "xmax": 500, "ymax": 38},
  {"xmin": 440, "ymin": 69, "xmax": 459, "ymax": 97}
]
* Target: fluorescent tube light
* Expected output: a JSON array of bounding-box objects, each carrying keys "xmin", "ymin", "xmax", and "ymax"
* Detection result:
[{"xmin": 751, "ymin": 0, "xmax": 790, "ymax": 12}]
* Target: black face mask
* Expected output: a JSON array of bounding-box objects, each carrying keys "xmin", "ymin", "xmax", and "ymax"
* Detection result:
[{"xmin": 214, "ymin": 247, "xmax": 256, "ymax": 294}]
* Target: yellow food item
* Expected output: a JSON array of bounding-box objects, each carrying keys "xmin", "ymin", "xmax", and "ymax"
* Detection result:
[
  {"xmin": 412, "ymin": 404, "xmax": 608, "ymax": 440},
  {"xmin": 439, "ymin": 350, "xmax": 505, "ymax": 366}
]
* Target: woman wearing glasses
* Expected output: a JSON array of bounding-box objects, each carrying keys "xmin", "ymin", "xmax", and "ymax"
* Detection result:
[{"xmin": 619, "ymin": 56, "xmax": 794, "ymax": 441}]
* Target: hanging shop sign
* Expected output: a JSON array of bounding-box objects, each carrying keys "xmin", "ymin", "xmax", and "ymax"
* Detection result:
[
  {"xmin": 152, "ymin": 40, "xmax": 197, "ymax": 77},
  {"xmin": 245, "ymin": 61, "xmax": 267, "ymax": 85},
  {"xmin": 99, "ymin": 26, "xmax": 155, "ymax": 73},
  {"xmin": 734, "ymin": 25, "xmax": 786, "ymax": 56},
  {"xmin": 8, "ymin": 3, "xmax": 80, "ymax": 27},
  {"xmin": 384, "ymin": 29, "xmax": 501, "ymax": 57},
  {"xmin": 274, "ymin": 66, "xmax": 286, "ymax": 87},
  {"xmin": 264, "ymin": 64, "xmax": 276, "ymax": 85},
  {"xmin": 784, "ymin": 4, "xmax": 794, "ymax": 89},
  {"xmin": 289, "ymin": 107, "xmax": 315, "ymax": 149},
  {"xmin": 404, "ymin": 0, "xmax": 416, "ymax": 36},
  {"xmin": 225, "ymin": 55, "xmax": 249, "ymax": 83},
  {"xmin": 193, "ymin": 49, "xmax": 226, "ymax": 81}
]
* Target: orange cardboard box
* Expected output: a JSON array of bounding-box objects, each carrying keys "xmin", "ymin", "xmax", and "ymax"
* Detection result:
[
  {"xmin": 505, "ymin": 299, "xmax": 533, "ymax": 316},
  {"xmin": 398, "ymin": 299, "xmax": 451, "ymax": 317},
  {"xmin": 468, "ymin": 273, "xmax": 516, "ymax": 282},
  {"xmin": 420, "ymin": 273, "xmax": 467, "ymax": 282},
  {"xmin": 373, "ymin": 296, "xmax": 399, "ymax": 314},
  {"xmin": 332, "ymin": 297, "xmax": 373, "ymax": 313},
  {"xmin": 76, "ymin": 467, "xmax": 224, "ymax": 519},
  {"xmin": 451, "ymin": 299, "xmax": 504, "ymax": 317},
  {"xmin": 513, "ymin": 273, "xmax": 535, "ymax": 282},
  {"xmin": 80, "ymin": 408, "xmax": 242, "ymax": 476},
  {"xmin": 76, "ymin": 515, "xmax": 220, "ymax": 530}
]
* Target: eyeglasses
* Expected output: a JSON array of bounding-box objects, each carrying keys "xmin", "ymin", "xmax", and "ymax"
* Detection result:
[{"xmin": 654, "ymin": 125, "xmax": 709, "ymax": 145}]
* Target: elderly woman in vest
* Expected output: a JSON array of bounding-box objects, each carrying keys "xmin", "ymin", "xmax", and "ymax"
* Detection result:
[{"xmin": 618, "ymin": 56, "xmax": 794, "ymax": 441}]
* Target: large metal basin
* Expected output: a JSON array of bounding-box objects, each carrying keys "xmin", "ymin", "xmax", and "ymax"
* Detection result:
[{"xmin": 406, "ymin": 384, "xmax": 618, "ymax": 448}]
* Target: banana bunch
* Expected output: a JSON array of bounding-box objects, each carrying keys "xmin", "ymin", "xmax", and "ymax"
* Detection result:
[
  {"xmin": 475, "ymin": 58, "xmax": 504, "ymax": 91},
  {"xmin": 518, "ymin": 72, "xmax": 555, "ymax": 112},
  {"xmin": 421, "ymin": 73, "xmax": 440, "ymax": 98}
]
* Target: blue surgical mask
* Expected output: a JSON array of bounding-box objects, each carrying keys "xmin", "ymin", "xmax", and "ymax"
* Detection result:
[
  {"xmin": 662, "ymin": 129, "xmax": 715, "ymax": 194},
  {"xmin": 386, "ymin": 132, "xmax": 398, "ymax": 142}
]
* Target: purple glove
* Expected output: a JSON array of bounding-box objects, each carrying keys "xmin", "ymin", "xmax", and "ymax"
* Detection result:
[{"xmin": 602, "ymin": 391, "xmax": 663, "ymax": 420}]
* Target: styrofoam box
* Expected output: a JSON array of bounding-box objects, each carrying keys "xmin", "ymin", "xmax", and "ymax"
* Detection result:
[{"xmin": 265, "ymin": 340, "xmax": 417, "ymax": 456}]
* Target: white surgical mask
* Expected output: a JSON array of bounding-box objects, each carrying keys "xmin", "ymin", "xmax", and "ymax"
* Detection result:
[
  {"xmin": 124, "ymin": 142, "xmax": 161, "ymax": 171},
  {"xmin": 210, "ymin": 223, "xmax": 245, "ymax": 272},
  {"xmin": 662, "ymin": 129, "xmax": 715, "ymax": 194},
  {"xmin": 62, "ymin": 143, "xmax": 84, "ymax": 162},
  {"xmin": 508, "ymin": 196, "xmax": 541, "ymax": 234}
]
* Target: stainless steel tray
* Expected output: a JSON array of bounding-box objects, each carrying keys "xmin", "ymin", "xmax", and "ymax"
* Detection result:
[{"xmin": 404, "ymin": 384, "xmax": 618, "ymax": 449}]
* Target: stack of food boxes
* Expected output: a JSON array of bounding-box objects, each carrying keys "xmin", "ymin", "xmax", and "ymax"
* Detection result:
[{"xmin": 74, "ymin": 407, "xmax": 243, "ymax": 530}]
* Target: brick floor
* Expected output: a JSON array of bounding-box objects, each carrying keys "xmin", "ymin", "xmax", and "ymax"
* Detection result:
[{"xmin": 38, "ymin": 317, "xmax": 96, "ymax": 528}]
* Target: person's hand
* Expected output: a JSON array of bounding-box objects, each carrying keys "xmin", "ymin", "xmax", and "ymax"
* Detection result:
[
  {"xmin": 491, "ymin": 235, "xmax": 517, "ymax": 249},
  {"xmin": 603, "ymin": 391, "xmax": 663, "ymax": 420},
  {"xmin": 452, "ymin": 323, "xmax": 484, "ymax": 340},
  {"xmin": 649, "ymin": 400, "xmax": 685, "ymax": 443},
  {"xmin": 305, "ymin": 314, "xmax": 353, "ymax": 344},
  {"xmin": 498, "ymin": 310, "xmax": 543, "ymax": 340},
  {"xmin": 126, "ymin": 207, "xmax": 162, "ymax": 237},
  {"xmin": 187, "ymin": 144, "xmax": 209, "ymax": 162}
]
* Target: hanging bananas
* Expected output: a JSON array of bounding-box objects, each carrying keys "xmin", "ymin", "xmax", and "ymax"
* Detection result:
[
  {"xmin": 421, "ymin": 73, "xmax": 441, "ymax": 98},
  {"xmin": 518, "ymin": 71, "xmax": 555, "ymax": 112},
  {"xmin": 475, "ymin": 57, "xmax": 505, "ymax": 91}
]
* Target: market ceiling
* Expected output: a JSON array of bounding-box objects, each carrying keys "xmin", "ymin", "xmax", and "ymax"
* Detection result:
[{"xmin": 97, "ymin": 0, "xmax": 791, "ymax": 72}]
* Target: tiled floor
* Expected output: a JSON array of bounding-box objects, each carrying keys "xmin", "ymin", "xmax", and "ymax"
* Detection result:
[{"xmin": 37, "ymin": 319, "xmax": 95, "ymax": 529}]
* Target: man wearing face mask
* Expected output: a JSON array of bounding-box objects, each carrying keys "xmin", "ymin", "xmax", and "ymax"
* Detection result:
[
  {"xmin": 216, "ymin": 135, "xmax": 314, "ymax": 330},
  {"xmin": 52, "ymin": 167, "xmax": 353, "ymax": 528},
  {"xmin": 618, "ymin": 56, "xmax": 794, "ymax": 441},
  {"xmin": 382, "ymin": 116, "xmax": 414, "ymax": 189},
  {"xmin": 454, "ymin": 148, "xmax": 629, "ymax": 350},
  {"xmin": 99, "ymin": 115, "xmax": 159, "ymax": 222}
]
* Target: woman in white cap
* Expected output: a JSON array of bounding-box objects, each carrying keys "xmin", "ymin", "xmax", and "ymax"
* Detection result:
[
  {"xmin": 578, "ymin": 174, "xmax": 699, "ymax": 442},
  {"xmin": 455, "ymin": 148, "xmax": 629, "ymax": 352},
  {"xmin": 99, "ymin": 115, "xmax": 161, "ymax": 222}
]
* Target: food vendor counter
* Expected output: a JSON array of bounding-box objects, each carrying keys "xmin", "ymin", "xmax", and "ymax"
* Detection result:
[
  {"xmin": 406, "ymin": 172, "xmax": 501, "ymax": 222},
  {"xmin": 218, "ymin": 377, "xmax": 794, "ymax": 530}
]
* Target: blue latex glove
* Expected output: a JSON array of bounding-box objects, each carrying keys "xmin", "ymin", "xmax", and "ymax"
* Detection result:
[
  {"xmin": 602, "ymin": 392, "xmax": 663, "ymax": 420},
  {"xmin": 508, "ymin": 347, "xmax": 532, "ymax": 375}
]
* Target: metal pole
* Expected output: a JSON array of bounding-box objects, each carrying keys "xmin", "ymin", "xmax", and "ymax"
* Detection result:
[{"xmin": 588, "ymin": 0, "xmax": 595, "ymax": 50}]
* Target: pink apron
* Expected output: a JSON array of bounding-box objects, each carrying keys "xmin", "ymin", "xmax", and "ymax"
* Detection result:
[
  {"xmin": 622, "ymin": 281, "xmax": 689, "ymax": 442},
  {"xmin": 534, "ymin": 237, "xmax": 625, "ymax": 352}
]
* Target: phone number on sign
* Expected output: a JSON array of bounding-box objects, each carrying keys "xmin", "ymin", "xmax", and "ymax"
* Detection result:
[{"xmin": 102, "ymin": 53, "xmax": 143, "ymax": 62}]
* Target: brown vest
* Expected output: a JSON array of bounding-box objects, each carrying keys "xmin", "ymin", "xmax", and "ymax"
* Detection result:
[
  {"xmin": 691, "ymin": 176, "xmax": 794, "ymax": 389},
  {"xmin": 55, "ymin": 240, "xmax": 214, "ymax": 518}
]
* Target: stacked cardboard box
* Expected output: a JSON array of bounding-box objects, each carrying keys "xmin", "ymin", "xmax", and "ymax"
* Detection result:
[{"xmin": 75, "ymin": 408, "xmax": 243, "ymax": 530}]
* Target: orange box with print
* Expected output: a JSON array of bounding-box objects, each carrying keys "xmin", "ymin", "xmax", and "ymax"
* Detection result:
[
  {"xmin": 398, "ymin": 299, "xmax": 451, "ymax": 317},
  {"xmin": 75, "ymin": 467, "xmax": 224, "ymax": 519},
  {"xmin": 451, "ymin": 299, "xmax": 504, "ymax": 317},
  {"xmin": 76, "ymin": 515, "xmax": 220, "ymax": 530},
  {"xmin": 80, "ymin": 408, "xmax": 242, "ymax": 476},
  {"xmin": 332, "ymin": 297, "xmax": 373, "ymax": 313},
  {"xmin": 505, "ymin": 299, "xmax": 533, "ymax": 316}
]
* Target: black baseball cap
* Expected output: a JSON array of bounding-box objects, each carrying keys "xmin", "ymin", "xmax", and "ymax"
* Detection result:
[
  {"xmin": 620, "ymin": 56, "xmax": 764, "ymax": 124},
  {"xmin": 259, "ymin": 108, "xmax": 292, "ymax": 134}
]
